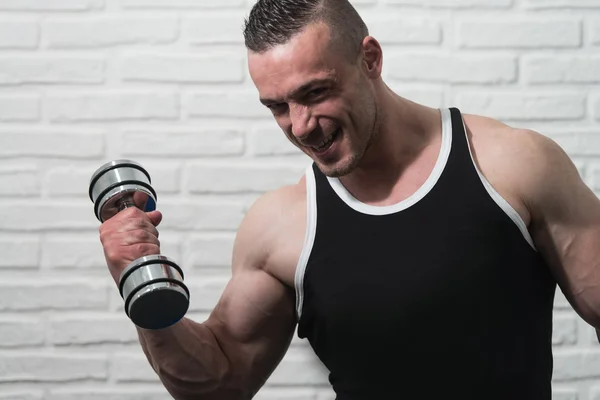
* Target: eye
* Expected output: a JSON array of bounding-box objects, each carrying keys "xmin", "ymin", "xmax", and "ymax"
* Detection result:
[
  {"xmin": 307, "ymin": 87, "xmax": 328, "ymax": 98},
  {"xmin": 267, "ymin": 103, "xmax": 288, "ymax": 114}
]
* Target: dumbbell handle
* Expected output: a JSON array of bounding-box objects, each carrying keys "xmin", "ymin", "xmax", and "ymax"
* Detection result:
[{"xmin": 117, "ymin": 198, "xmax": 136, "ymax": 212}]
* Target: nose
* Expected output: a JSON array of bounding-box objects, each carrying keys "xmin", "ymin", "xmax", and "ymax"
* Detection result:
[{"xmin": 289, "ymin": 103, "xmax": 316, "ymax": 141}]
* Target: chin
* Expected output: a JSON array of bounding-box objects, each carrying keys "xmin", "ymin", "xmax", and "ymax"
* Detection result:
[{"xmin": 316, "ymin": 155, "xmax": 359, "ymax": 178}]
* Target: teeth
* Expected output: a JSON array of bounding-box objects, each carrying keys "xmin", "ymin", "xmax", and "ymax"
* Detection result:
[{"xmin": 315, "ymin": 131, "xmax": 336, "ymax": 150}]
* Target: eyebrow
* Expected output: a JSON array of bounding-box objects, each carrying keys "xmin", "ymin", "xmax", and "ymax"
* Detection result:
[{"xmin": 259, "ymin": 78, "xmax": 335, "ymax": 105}]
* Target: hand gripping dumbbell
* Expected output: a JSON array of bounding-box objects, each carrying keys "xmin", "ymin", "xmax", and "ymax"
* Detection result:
[{"xmin": 89, "ymin": 159, "xmax": 189, "ymax": 330}]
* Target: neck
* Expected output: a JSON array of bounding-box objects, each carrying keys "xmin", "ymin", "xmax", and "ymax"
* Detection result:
[{"xmin": 338, "ymin": 84, "xmax": 442, "ymax": 204}]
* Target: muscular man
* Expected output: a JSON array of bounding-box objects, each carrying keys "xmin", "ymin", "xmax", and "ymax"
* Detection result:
[{"xmin": 98, "ymin": 0, "xmax": 600, "ymax": 399}]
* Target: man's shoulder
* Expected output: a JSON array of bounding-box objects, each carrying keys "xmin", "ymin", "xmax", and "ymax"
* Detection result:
[
  {"xmin": 463, "ymin": 113, "xmax": 544, "ymax": 146},
  {"xmin": 231, "ymin": 172, "xmax": 308, "ymax": 278},
  {"xmin": 249, "ymin": 175, "xmax": 307, "ymax": 221},
  {"xmin": 461, "ymin": 112, "xmax": 575, "ymax": 224},
  {"xmin": 462, "ymin": 112, "xmax": 569, "ymax": 175}
]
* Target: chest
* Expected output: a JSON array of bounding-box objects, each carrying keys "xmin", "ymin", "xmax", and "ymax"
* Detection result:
[{"xmin": 298, "ymin": 200, "xmax": 538, "ymax": 330}]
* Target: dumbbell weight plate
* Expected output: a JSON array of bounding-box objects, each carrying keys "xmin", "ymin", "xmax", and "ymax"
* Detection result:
[
  {"xmin": 120, "ymin": 255, "xmax": 189, "ymax": 330},
  {"xmin": 89, "ymin": 160, "xmax": 157, "ymax": 222}
]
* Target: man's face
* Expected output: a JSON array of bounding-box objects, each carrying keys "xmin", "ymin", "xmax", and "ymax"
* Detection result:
[{"xmin": 248, "ymin": 22, "xmax": 377, "ymax": 177}]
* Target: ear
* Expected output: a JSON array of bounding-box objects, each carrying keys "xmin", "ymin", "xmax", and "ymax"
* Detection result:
[{"xmin": 361, "ymin": 36, "xmax": 383, "ymax": 79}]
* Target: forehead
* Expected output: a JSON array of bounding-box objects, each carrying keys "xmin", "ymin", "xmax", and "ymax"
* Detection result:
[{"xmin": 248, "ymin": 22, "xmax": 342, "ymax": 97}]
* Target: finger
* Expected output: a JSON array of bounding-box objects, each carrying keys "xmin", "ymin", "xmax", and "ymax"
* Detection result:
[
  {"xmin": 115, "ymin": 206, "xmax": 151, "ymax": 222},
  {"xmin": 121, "ymin": 229, "xmax": 160, "ymax": 246},
  {"xmin": 141, "ymin": 219, "xmax": 160, "ymax": 239},
  {"xmin": 129, "ymin": 243, "xmax": 161, "ymax": 259},
  {"xmin": 147, "ymin": 210, "xmax": 162, "ymax": 227}
]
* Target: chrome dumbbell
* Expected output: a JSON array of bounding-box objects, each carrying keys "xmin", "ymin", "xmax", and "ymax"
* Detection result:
[{"xmin": 89, "ymin": 159, "xmax": 189, "ymax": 330}]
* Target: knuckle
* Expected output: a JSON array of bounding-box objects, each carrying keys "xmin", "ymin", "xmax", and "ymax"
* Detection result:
[
  {"xmin": 132, "ymin": 229, "xmax": 147, "ymax": 240},
  {"xmin": 134, "ymin": 242, "xmax": 156, "ymax": 256},
  {"xmin": 124, "ymin": 207, "xmax": 140, "ymax": 217},
  {"xmin": 104, "ymin": 248, "xmax": 119, "ymax": 263}
]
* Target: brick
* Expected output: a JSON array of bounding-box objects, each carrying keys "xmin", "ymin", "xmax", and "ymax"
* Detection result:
[
  {"xmin": 0, "ymin": 167, "xmax": 39, "ymax": 196},
  {"xmin": 186, "ymin": 91, "xmax": 271, "ymax": 119},
  {"xmin": 0, "ymin": 391, "xmax": 43, "ymax": 400},
  {"xmin": 121, "ymin": 129, "xmax": 244, "ymax": 157},
  {"xmin": 0, "ymin": 0, "xmax": 103, "ymax": 11},
  {"xmin": 111, "ymin": 353, "xmax": 158, "ymax": 382},
  {"xmin": 248, "ymin": 125, "xmax": 304, "ymax": 157},
  {"xmin": 0, "ymin": 131, "xmax": 104, "ymax": 159},
  {"xmin": 544, "ymin": 130, "xmax": 600, "ymax": 156},
  {"xmin": 388, "ymin": 54, "xmax": 516, "ymax": 84},
  {"xmin": 121, "ymin": 53, "xmax": 244, "ymax": 83},
  {"xmin": 456, "ymin": 92, "xmax": 585, "ymax": 121},
  {"xmin": 527, "ymin": 0, "xmax": 600, "ymax": 8},
  {"xmin": 121, "ymin": 0, "xmax": 243, "ymax": 8},
  {"xmin": 187, "ymin": 277, "xmax": 229, "ymax": 311},
  {"xmin": 553, "ymin": 349, "xmax": 600, "ymax": 380},
  {"xmin": 158, "ymin": 200, "xmax": 247, "ymax": 231},
  {"xmin": 0, "ymin": 353, "xmax": 107, "ymax": 382},
  {"xmin": 458, "ymin": 20, "xmax": 581, "ymax": 48},
  {"xmin": 553, "ymin": 388, "xmax": 578, "ymax": 400},
  {"xmin": 0, "ymin": 95, "xmax": 40, "ymax": 121},
  {"xmin": 0, "ymin": 57, "xmax": 104, "ymax": 85},
  {"xmin": 45, "ymin": 17, "xmax": 178, "ymax": 48},
  {"xmin": 185, "ymin": 15, "xmax": 246, "ymax": 44},
  {"xmin": 385, "ymin": 0, "xmax": 512, "ymax": 7},
  {"xmin": 0, "ymin": 20, "xmax": 38, "ymax": 49},
  {"xmin": 47, "ymin": 388, "xmax": 169, "ymax": 400},
  {"xmin": 0, "ymin": 281, "xmax": 108, "ymax": 311},
  {"xmin": 290, "ymin": 333, "xmax": 312, "ymax": 348},
  {"xmin": 588, "ymin": 386, "xmax": 600, "ymax": 400},
  {"xmin": 186, "ymin": 163, "xmax": 305, "ymax": 194},
  {"xmin": 362, "ymin": 17, "xmax": 441, "ymax": 44},
  {"xmin": 554, "ymin": 288, "xmax": 573, "ymax": 310},
  {"xmin": 49, "ymin": 315, "xmax": 138, "ymax": 345},
  {"xmin": 317, "ymin": 390, "xmax": 336, "ymax": 400},
  {"xmin": 553, "ymin": 314, "xmax": 578, "ymax": 345},
  {"xmin": 186, "ymin": 233, "xmax": 235, "ymax": 268},
  {"xmin": 267, "ymin": 348, "xmax": 329, "ymax": 385},
  {"xmin": 46, "ymin": 92, "xmax": 179, "ymax": 122},
  {"xmin": 593, "ymin": 20, "xmax": 600, "ymax": 46},
  {"xmin": 591, "ymin": 325, "xmax": 600, "ymax": 346},
  {"xmin": 524, "ymin": 56, "xmax": 600, "ymax": 83},
  {"xmin": 593, "ymin": 98, "xmax": 600, "ymax": 121},
  {"xmin": 41, "ymin": 236, "xmax": 106, "ymax": 269},
  {"xmin": 0, "ymin": 317, "xmax": 45, "ymax": 347},
  {"xmin": 0, "ymin": 203, "xmax": 99, "ymax": 231},
  {"xmin": 591, "ymin": 167, "xmax": 600, "ymax": 191},
  {"xmin": 140, "ymin": 163, "xmax": 182, "ymax": 194},
  {"xmin": 0, "ymin": 239, "xmax": 39, "ymax": 268},
  {"xmin": 46, "ymin": 165, "xmax": 98, "ymax": 198},
  {"xmin": 391, "ymin": 88, "xmax": 445, "ymax": 109}
]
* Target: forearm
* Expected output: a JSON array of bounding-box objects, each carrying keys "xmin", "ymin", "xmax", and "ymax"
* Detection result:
[{"xmin": 136, "ymin": 317, "xmax": 245, "ymax": 400}]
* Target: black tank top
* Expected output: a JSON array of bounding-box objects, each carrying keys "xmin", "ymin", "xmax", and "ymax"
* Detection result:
[{"xmin": 295, "ymin": 108, "xmax": 557, "ymax": 400}]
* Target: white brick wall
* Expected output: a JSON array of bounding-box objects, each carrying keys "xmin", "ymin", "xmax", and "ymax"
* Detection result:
[{"xmin": 0, "ymin": 0, "xmax": 598, "ymax": 399}]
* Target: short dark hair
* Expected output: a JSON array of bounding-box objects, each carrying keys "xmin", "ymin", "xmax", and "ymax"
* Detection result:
[{"xmin": 243, "ymin": 0, "xmax": 369, "ymax": 62}]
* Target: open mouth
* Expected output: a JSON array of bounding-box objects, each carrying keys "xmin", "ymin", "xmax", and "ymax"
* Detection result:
[{"xmin": 312, "ymin": 129, "xmax": 340, "ymax": 153}]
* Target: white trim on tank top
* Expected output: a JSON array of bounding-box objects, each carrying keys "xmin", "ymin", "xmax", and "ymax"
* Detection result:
[
  {"xmin": 294, "ymin": 108, "xmax": 537, "ymax": 320},
  {"xmin": 459, "ymin": 115, "xmax": 537, "ymax": 251},
  {"xmin": 326, "ymin": 108, "xmax": 453, "ymax": 215},
  {"xmin": 294, "ymin": 163, "xmax": 317, "ymax": 320}
]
